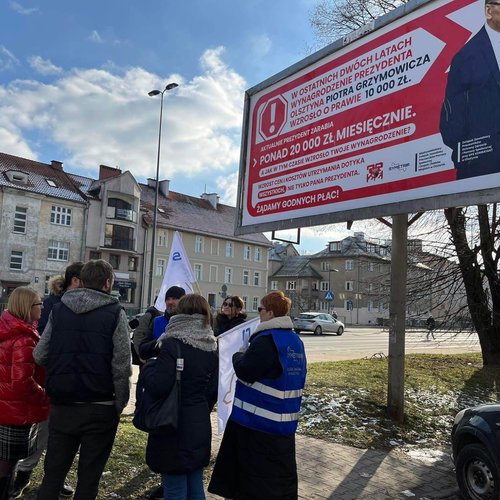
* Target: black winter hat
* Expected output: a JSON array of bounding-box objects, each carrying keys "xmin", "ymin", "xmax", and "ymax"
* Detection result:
[{"xmin": 165, "ymin": 286, "xmax": 186, "ymax": 300}]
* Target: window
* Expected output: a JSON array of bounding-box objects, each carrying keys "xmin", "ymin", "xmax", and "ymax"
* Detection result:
[
  {"xmin": 254, "ymin": 271, "xmax": 261, "ymax": 287},
  {"xmin": 108, "ymin": 198, "xmax": 135, "ymax": 222},
  {"xmin": 209, "ymin": 265, "xmax": 218, "ymax": 282},
  {"xmin": 252, "ymin": 297, "xmax": 259, "ymax": 311},
  {"xmin": 208, "ymin": 293, "xmax": 216, "ymax": 309},
  {"xmin": 345, "ymin": 260, "xmax": 354, "ymax": 271},
  {"xmin": 367, "ymin": 243, "xmax": 378, "ymax": 254},
  {"xmin": 329, "ymin": 242, "xmax": 341, "ymax": 252},
  {"xmin": 156, "ymin": 258, "xmax": 165, "ymax": 276},
  {"xmin": 51, "ymin": 206, "xmax": 72, "ymax": 226},
  {"xmin": 105, "ymin": 224, "xmax": 134, "ymax": 250},
  {"xmin": 345, "ymin": 281, "xmax": 354, "ymax": 291},
  {"xmin": 243, "ymin": 245, "xmax": 251, "ymax": 260},
  {"xmin": 194, "ymin": 263, "xmax": 202, "ymax": 281},
  {"xmin": 321, "ymin": 261, "xmax": 329, "ymax": 271},
  {"xmin": 368, "ymin": 283, "xmax": 374, "ymax": 292},
  {"xmin": 46, "ymin": 179, "xmax": 57, "ymax": 188},
  {"xmin": 47, "ymin": 240, "xmax": 69, "ymax": 261},
  {"xmin": 89, "ymin": 251, "xmax": 101, "ymax": 260},
  {"xmin": 109, "ymin": 254, "xmax": 120, "ymax": 269},
  {"xmin": 226, "ymin": 241, "xmax": 233, "ymax": 258},
  {"xmin": 242, "ymin": 296, "xmax": 249, "ymax": 309},
  {"xmin": 286, "ymin": 281, "xmax": 297, "ymax": 290},
  {"xmin": 271, "ymin": 280, "xmax": 278, "ymax": 291},
  {"xmin": 254, "ymin": 247, "xmax": 262, "ymax": 262},
  {"xmin": 224, "ymin": 267, "xmax": 233, "ymax": 284},
  {"xmin": 158, "ymin": 231, "xmax": 168, "ymax": 247},
  {"xmin": 10, "ymin": 251, "xmax": 23, "ymax": 270},
  {"xmin": 211, "ymin": 239, "xmax": 219, "ymax": 256},
  {"xmin": 368, "ymin": 262, "xmax": 375, "ymax": 272},
  {"xmin": 312, "ymin": 281, "xmax": 319, "ymax": 291},
  {"xmin": 368, "ymin": 300, "xmax": 373, "ymax": 312},
  {"xmin": 195, "ymin": 236, "xmax": 204, "ymax": 253},
  {"xmin": 243, "ymin": 270, "xmax": 250, "ymax": 286},
  {"xmin": 320, "ymin": 281, "xmax": 329, "ymax": 291},
  {"xmin": 128, "ymin": 257, "xmax": 138, "ymax": 272},
  {"xmin": 13, "ymin": 206, "xmax": 27, "ymax": 234}
]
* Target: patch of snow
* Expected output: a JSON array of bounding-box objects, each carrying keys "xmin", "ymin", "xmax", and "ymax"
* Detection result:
[{"xmin": 402, "ymin": 490, "xmax": 416, "ymax": 497}]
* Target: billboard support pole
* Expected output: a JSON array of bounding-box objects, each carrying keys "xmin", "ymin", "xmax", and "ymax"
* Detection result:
[{"xmin": 387, "ymin": 213, "xmax": 408, "ymax": 423}]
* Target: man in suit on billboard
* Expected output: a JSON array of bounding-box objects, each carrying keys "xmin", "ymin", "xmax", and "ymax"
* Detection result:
[{"xmin": 440, "ymin": 0, "xmax": 500, "ymax": 180}]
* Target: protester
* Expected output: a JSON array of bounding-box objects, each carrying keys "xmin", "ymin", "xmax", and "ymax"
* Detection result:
[
  {"xmin": 130, "ymin": 299, "xmax": 161, "ymax": 365},
  {"xmin": 139, "ymin": 286, "xmax": 186, "ymax": 361},
  {"xmin": 0, "ymin": 287, "xmax": 49, "ymax": 500},
  {"xmin": 213, "ymin": 296, "xmax": 247, "ymax": 337},
  {"xmin": 141, "ymin": 294, "xmax": 218, "ymax": 500},
  {"xmin": 11, "ymin": 262, "xmax": 83, "ymax": 499},
  {"xmin": 37, "ymin": 261, "xmax": 84, "ymax": 334},
  {"xmin": 34, "ymin": 259, "xmax": 131, "ymax": 500},
  {"xmin": 208, "ymin": 291, "xmax": 307, "ymax": 500}
]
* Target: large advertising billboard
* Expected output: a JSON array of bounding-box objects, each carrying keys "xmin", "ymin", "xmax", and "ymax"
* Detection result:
[{"xmin": 235, "ymin": 0, "xmax": 500, "ymax": 234}]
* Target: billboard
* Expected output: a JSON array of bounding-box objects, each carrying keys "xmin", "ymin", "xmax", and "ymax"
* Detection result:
[{"xmin": 235, "ymin": 0, "xmax": 500, "ymax": 234}]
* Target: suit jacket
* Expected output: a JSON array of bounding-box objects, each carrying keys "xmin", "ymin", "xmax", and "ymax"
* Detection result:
[{"xmin": 440, "ymin": 26, "xmax": 500, "ymax": 179}]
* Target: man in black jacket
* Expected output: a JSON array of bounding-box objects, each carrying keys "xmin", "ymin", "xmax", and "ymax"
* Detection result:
[{"xmin": 34, "ymin": 259, "xmax": 131, "ymax": 500}]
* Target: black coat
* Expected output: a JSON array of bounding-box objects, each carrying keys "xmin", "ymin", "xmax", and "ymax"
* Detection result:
[
  {"xmin": 142, "ymin": 338, "xmax": 218, "ymax": 474},
  {"xmin": 213, "ymin": 314, "xmax": 246, "ymax": 337},
  {"xmin": 208, "ymin": 330, "xmax": 297, "ymax": 500}
]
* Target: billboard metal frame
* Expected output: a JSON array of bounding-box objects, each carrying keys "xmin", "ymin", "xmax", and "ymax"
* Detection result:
[{"xmin": 235, "ymin": 0, "xmax": 500, "ymax": 235}]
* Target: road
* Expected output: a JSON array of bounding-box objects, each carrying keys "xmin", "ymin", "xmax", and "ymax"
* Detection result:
[{"xmin": 300, "ymin": 327, "xmax": 481, "ymax": 363}]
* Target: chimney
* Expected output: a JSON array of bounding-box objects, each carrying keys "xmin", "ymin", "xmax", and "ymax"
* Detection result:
[
  {"xmin": 159, "ymin": 180, "xmax": 170, "ymax": 197},
  {"xmin": 353, "ymin": 231, "xmax": 365, "ymax": 240},
  {"xmin": 99, "ymin": 164, "xmax": 122, "ymax": 180},
  {"xmin": 51, "ymin": 160, "xmax": 63, "ymax": 171},
  {"xmin": 201, "ymin": 192, "xmax": 219, "ymax": 209}
]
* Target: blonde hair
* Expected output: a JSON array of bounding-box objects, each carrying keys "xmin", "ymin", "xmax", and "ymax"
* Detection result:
[
  {"xmin": 7, "ymin": 286, "xmax": 40, "ymax": 323},
  {"xmin": 177, "ymin": 294, "xmax": 213, "ymax": 327}
]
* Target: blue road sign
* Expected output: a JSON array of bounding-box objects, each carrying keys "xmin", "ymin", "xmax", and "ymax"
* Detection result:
[
  {"xmin": 324, "ymin": 291, "xmax": 334, "ymax": 301},
  {"xmin": 346, "ymin": 299, "xmax": 353, "ymax": 310}
]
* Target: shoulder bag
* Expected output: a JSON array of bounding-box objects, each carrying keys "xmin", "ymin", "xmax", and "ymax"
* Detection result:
[{"xmin": 133, "ymin": 340, "xmax": 183, "ymax": 434}]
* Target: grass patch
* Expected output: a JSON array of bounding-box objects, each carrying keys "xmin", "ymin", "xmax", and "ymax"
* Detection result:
[
  {"xmin": 20, "ymin": 353, "xmax": 500, "ymax": 498},
  {"xmin": 299, "ymin": 352, "xmax": 500, "ymax": 449}
]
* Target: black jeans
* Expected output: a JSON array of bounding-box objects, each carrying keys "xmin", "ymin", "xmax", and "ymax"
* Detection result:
[{"xmin": 37, "ymin": 404, "xmax": 119, "ymax": 500}]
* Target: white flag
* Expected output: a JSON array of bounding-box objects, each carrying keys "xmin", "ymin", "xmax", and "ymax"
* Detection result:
[
  {"xmin": 216, "ymin": 317, "xmax": 260, "ymax": 434},
  {"xmin": 154, "ymin": 231, "xmax": 197, "ymax": 312}
]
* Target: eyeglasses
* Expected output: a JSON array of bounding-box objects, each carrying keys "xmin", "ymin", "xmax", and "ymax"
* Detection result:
[
  {"xmin": 31, "ymin": 302, "xmax": 43, "ymax": 307},
  {"xmin": 222, "ymin": 302, "xmax": 233, "ymax": 307},
  {"xmin": 257, "ymin": 306, "xmax": 266, "ymax": 312},
  {"xmin": 487, "ymin": 2, "xmax": 500, "ymax": 5}
]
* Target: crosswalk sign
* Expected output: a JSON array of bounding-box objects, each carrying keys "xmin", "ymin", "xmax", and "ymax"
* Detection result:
[{"xmin": 324, "ymin": 291, "xmax": 334, "ymax": 301}]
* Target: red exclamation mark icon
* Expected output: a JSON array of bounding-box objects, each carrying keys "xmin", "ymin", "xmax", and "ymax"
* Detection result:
[{"xmin": 269, "ymin": 102, "xmax": 276, "ymax": 134}]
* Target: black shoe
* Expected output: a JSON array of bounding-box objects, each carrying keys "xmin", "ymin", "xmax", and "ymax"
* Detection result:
[
  {"xmin": 60, "ymin": 483, "xmax": 74, "ymax": 498},
  {"xmin": 10, "ymin": 470, "xmax": 32, "ymax": 499},
  {"xmin": 148, "ymin": 484, "xmax": 164, "ymax": 500}
]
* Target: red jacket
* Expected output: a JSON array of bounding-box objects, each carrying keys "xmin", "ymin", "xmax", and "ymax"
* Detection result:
[{"xmin": 0, "ymin": 310, "xmax": 49, "ymax": 424}]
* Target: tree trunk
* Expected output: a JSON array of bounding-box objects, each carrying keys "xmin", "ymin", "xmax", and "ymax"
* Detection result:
[{"xmin": 445, "ymin": 207, "xmax": 500, "ymax": 365}]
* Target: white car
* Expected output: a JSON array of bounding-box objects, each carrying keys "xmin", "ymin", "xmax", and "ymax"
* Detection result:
[{"xmin": 293, "ymin": 312, "xmax": 344, "ymax": 336}]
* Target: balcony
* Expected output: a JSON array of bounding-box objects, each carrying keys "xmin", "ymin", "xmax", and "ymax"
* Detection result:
[
  {"xmin": 106, "ymin": 206, "xmax": 137, "ymax": 223},
  {"xmin": 104, "ymin": 237, "xmax": 135, "ymax": 251}
]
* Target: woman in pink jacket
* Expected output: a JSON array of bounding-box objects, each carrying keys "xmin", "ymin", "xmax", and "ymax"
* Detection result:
[{"xmin": 0, "ymin": 287, "xmax": 49, "ymax": 499}]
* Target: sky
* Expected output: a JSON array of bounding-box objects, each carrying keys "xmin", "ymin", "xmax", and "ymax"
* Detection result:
[{"xmin": 0, "ymin": 0, "xmax": 382, "ymax": 253}]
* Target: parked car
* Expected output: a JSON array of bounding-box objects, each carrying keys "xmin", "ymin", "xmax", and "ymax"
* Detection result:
[
  {"xmin": 293, "ymin": 312, "xmax": 344, "ymax": 336},
  {"xmin": 451, "ymin": 404, "xmax": 500, "ymax": 500}
]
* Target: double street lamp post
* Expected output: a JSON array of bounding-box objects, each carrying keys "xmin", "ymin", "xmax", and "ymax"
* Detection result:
[{"xmin": 146, "ymin": 82, "xmax": 178, "ymax": 306}]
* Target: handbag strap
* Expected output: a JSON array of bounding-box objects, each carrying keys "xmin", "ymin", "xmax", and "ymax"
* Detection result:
[{"xmin": 174, "ymin": 340, "xmax": 183, "ymax": 382}]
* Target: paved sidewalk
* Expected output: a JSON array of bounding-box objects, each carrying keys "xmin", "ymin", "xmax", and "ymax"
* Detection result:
[{"xmin": 126, "ymin": 366, "xmax": 460, "ymax": 500}]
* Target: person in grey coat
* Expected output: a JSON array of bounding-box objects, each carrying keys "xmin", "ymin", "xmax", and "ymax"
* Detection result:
[{"xmin": 33, "ymin": 259, "xmax": 132, "ymax": 500}]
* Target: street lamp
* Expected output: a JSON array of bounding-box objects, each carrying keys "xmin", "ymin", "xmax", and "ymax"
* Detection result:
[{"xmin": 147, "ymin": 82, "xmax": 178, "ymax": 306}]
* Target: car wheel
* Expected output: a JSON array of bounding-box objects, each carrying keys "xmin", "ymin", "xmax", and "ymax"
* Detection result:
[
  {"xmin": 337, "ymin": 326, "xmax": 344, "ymax": 336},
  {"xmin": 456, "ymin": 443, "xmax": 500, "ymax": 500},
  {"xmin": 314, "ymin": 326, "xmax": 322, "ymax": 335}
]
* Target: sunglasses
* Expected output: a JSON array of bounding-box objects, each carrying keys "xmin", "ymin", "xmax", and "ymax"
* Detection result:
[{"xmin": 222, "ymin": 302, "xmax": 234, "ymax": 307}]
